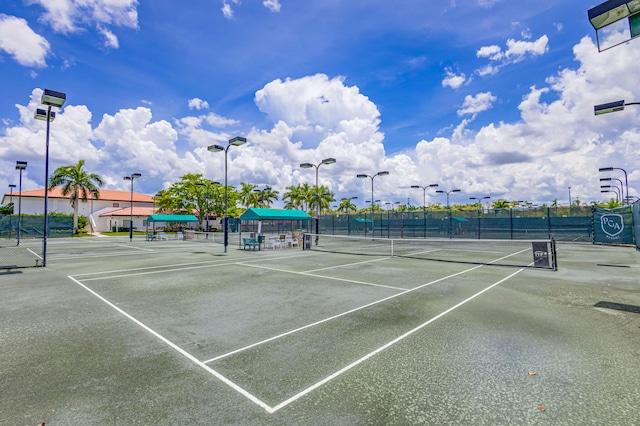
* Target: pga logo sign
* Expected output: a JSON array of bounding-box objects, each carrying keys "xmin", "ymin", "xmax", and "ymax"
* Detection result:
[{"xmin": 600, "ymin": 214, "xmax": 624, "ymax": 238}]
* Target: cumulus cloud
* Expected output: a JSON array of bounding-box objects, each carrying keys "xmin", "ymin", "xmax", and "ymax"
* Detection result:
[
  {"xmin": 457, "ymin": 92, "xmax": 497, "ymax": 116},
  {"xmin": 0, "ymin": 14, "xmax": 50, "ymax": 67},
  {"xmin": 98, "ymin": 26, "xmax": 119, "ymax": 48},
  {"xmin": 475, "ymin": 35, "xmax": 549, "ymax": 76},
  {"xmin": 188, "ymin": 98, "xmax": 210, "ymax": 110},
  {"xmin": 1, "ymin": 36, "xmax": 639, "ymax": 205},
  {"xmin": 221, "ymin": 0, "xmax": 241, "ymax": 19},
  {"xmin": 29, "ymin": 0, "xmax": 139, "ymax": 34},
  {"xmin": 442, "ymin": 69, "xmax": 467, "ymax": 89}
]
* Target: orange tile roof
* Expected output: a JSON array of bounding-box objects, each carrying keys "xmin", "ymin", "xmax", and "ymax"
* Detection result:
[
  {"xmin": 100, "ymin": 207, "xmax": 158, "ymax": 217},
  {"xmin": 6, "ymin": 187, "xmax": 155, "ymax": 203}
]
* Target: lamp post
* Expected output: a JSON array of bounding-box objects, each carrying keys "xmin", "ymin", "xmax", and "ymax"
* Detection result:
[
  {"xmin": 300, "ymin": 158, "xmax": 336, "ymax": 240},
  {"xmin": 470, "ymin": 196, "xmax": 490, "ymax": 239},
  {"xmin": 411, "ymin": 183, "xmax": 439, "ymax": 238},
  {"xmin": 601, "ymin": 185, "xmax": 621, "ymax": 201},
  {"xmin": 123, "ymin": 173, "xmax": 141, "ymax": 242},
  {"xmin": 587, "ymin": 0, "xmax": 640, "ymax": 51},
  {"xmin": 357, "ymin": 171, "xmax": 389, "ymax": 238},
  {"xmin": 8, "ymin": 184, "xmax": 16, "ymax": 212},
  {"xmin": 435, "ymin": 188, "xmax": 461, "ymax": 238},
  {"xmin": 600, "ymin": 177, "xmax": 625, "ymax": 204},
  {"xmin": 34, "ymin": 89, "xmax": 66, "ymax": 267},
  {"xmin": 15, "ymin": 161, "xmax": 27, "ymax": 246},
  {"xmin": 208, "ymin": 136, "xmax": 247, "ymax": 253},
  {"xmin": 599, "ymin": 167, "xmax": 629, "ymax": 204}
]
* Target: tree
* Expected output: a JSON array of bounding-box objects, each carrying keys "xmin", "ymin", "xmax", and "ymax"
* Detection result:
[
  {"xmin": 48, "ymin": 160, "xmax": 104, "ymax": 234},
  {"xmin": 239, "ymin": 182, "xmax": 259, "ymax": 208},
  {"xmin": 154, "ymin": 174, "xmax": 226, "ymax": 229},
  {"xmin": 283, "ymin": 184, "xmax": 305, "ymax": 210},
  {"xmin": 256, "ymin": 186, "xmax": 279, "ymax": 207},
  {"xmin": 338, "ymin": 198, "xmax": 357, "ymax": 213}
]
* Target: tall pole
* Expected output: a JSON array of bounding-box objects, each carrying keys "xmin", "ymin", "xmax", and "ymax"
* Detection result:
[
  {"xmin": 16, "ymin": 162, "xmax": 27, "ymax": 246},
  {"xmin": 357, "ymin": 171, "xmax": 389, "ymax": 238},
  {"xmin": 130, "ymin": 177, "xmax": 134, "ymax": 241},
  {"xmin": 43, "ymin": 106, "xmax": 51, "ymax": 263},
  {"xmin": 568, "ymin": 186, "xmax": 571, "ymax": 216},
  {"xmin": 436, "ymin": 188, "xmax": 460, "ymax": 238},
  {"xmin": 411, "ymin": 184, "xmax": 438, "ymax": 238},
  {"xmin": 224, "ymin": 146, "xmax": 229, "ymax": 252},
  {"xmin": 301, "ymin": 158, "xmax": 336, "ymax": 241}
]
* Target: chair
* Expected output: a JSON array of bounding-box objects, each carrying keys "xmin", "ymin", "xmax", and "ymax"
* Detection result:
[
  {"xmin": 286, "ymin": 236, "xmax": 299, "ymax": 248},
  {"xmin": 176, "ymin": 231, "xmax": 184, "ymax": 240},
  {"xmin": 267, "ymin": 236, "xmax": 282, "ymax": 249},
  {"xmin": 158, "ymin": 231, "xmax": 169, "ymax": 241}
]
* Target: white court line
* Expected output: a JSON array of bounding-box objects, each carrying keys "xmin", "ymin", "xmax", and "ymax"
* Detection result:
[
  {"xmin": 240, "ymin": 263, "xmax": 409, "ymax": 291},
  {"xmin": 27, "ymin": 248, "xmax": 43, "ymax": 259},
  {"xmin": 305, "ymin": 256, "xmax": 390, "ymax": 273},
  {"xmin": 203, "ymin": 263, "xmax": 483, "ymax": 365},
  {"xmin": 67, "ymin": 275, "xmax": 272, "ymax": 412},
  {"xmin": 269, "ymin": 267, "xmax": 526, "ymax": 413},
  {"xmin": 75, "ymin": 252, "xmax": 314, "ymax": 281},
  {"xmin": 117, "ymin": 244, "xmax": 154, "ymax": 252}
]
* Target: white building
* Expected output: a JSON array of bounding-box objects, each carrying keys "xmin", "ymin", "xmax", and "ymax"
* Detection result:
[{"xmin": 2, "ymin": 187, "xmax": 157, "ymax": 233}]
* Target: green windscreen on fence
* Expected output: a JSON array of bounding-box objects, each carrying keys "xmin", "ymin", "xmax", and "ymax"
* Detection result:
[
  {"xmin": 593, "ymin": 206, "xmax": 635, "ymax": 246},
  {"xmin": 633, "ymin": 201, "xmax": 640, "ymax": 250}
]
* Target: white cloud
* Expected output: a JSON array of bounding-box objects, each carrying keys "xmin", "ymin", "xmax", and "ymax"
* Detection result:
[
  {"xmin": 475, "ymin": 35, "xmax": 549, "ymax": 76},
  {"xmin": 442, "ymin": 69, "xmax": 467, "ymax": 89},
  {"xmin": 29, "ymin": 0, "xmax": 139, "ymax": 33},
  {"xmin": 2, "ymin": 36, "xmax": 639, "ymax": 205},
  {"xmin": 188, "ymin": 98, "xmax": 210, "ymax": 110},
  {"xmin": 263, "ymin": 0, "xmax": 281, "ymax": 12},
  {"xmin": 476, "ymin": 45, "xmax": 503, "ymax": 61},
  {"xmin": 221, "ymin": 0, "xmax": 241, "ymax": 19},
  {"xmin": 477, "ymin": 0, "xmax": 502, "ymax": 8},
  {"xmin": 505, "ymin": 35, "xmax": 549, "ymax": 61},
  {"xmin": 98, "ymin": 26, "xmax": 119, "ymax": 48},
  {"xmin": 457, "ymin": 92, "xmax": 497, "ymax": 116},
  {"xmin": 0, "ymin": 14, "xmax": 50, "ymax": 67}
]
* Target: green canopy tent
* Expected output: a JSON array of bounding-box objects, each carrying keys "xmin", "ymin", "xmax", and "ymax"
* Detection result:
[
  {"xmin": 146, "ymin": 214, "xmax": 199, "ymax": 238},
  {"xmin": 238, "ymin": 208, "xmax": 312, "ymax": 248}
]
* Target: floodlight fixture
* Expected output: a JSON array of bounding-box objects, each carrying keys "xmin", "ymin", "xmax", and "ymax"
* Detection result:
[
  {"xmin": 229, "ymin": 136, "xmax": 247, "ymax": 147},
  {"xmin": 35, "ymin": 108, "xmax": 56, "ymax": 122},
  {"xmin": 594, "ymin": 100, "xmax": 640, "ymax": 115},
  {"xmin": 41, "ymin": 89, "xmax": 66, "ymax": 107},
  {"xmin": 16, "ymin": 161, "xmax": 27, "ymax": 170},
  {"xmin": 207, "ymin": 144, "xmax": 225, "ymax": 152}
]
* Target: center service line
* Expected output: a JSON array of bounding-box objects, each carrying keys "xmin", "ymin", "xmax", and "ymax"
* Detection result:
[{"xmin": 269, "ymin": 267, "xmax": 526, "ymax": 413}]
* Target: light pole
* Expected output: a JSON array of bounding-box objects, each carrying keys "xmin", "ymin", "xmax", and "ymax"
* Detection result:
[
  {"xmin": 587, "ymin": 1, "xmax": 640, "ymax": 51},
  {"xmin": 208, "ymin": 136, "xmax": 247, "ymax": 253},
  {"xmin": 15, "ymin": 161, "xmax": 27, "ymax": 246},
  {"xmin": 411, "ymin": 183, "xmax": 438, "ymax": 237},
  {"xmin": 123, "ymin": 173, "xmax": 141, "ymax": 242},
  {"xmin": 8, "ymin": 184, "xmax": 16, "ymax": 213},
  {"xmin": 600, "ymin": 177, "xmax": 625, "ymax": 205},
  {"xmin": 435, "ymin": 188, "xmax": 461, "ymax": 238},
  {"xmin": 599, "ymin": 167, "xmax": 629, "ymax": 204},
  {"xmin": 601, "ymin": 185, "xmax": 621, "ymax": 202},
  {"xmin": 357, "ymin": 171, "xmax": 389, "ymax": 238},
  {"xmin": 300, "ymin": 158, "xmax": 336, "ymax": 239},
  {"xmin": 34, "ymin": 89, "xmax": 66, "ymax": 267},
  {"xmin": 470, "ymin": 196, "xmax": 490, "ymax": 239}
]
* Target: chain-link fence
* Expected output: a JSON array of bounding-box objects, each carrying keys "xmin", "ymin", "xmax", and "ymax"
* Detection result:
[
  {"xmin": 319, "ymin": 206, "xmax": 593, "ymax": 242},
  {"xmin": 0, "ymin": 215, "xmax": 72, "ymax": 268}
]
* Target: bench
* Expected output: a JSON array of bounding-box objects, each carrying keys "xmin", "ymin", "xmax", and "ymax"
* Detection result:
[{"xmin": 242, "ymin": 238, "xmax": 259, "ymax": 250}]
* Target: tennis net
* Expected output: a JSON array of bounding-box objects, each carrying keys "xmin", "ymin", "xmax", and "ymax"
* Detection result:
[{"xmin": 302, "ymin": 233, "xmax": 557, "ymax": 270}]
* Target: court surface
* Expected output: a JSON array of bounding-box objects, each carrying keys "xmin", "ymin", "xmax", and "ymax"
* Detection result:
[{"xmin": 1, "ymin": 236, "xmax": 639, "ymax": 425}]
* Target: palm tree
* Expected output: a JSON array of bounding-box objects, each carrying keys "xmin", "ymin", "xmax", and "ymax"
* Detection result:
[
  {"xmin": 492, "ymin": 199, "xmax": 510, "ymax": 209},
  {"xmin": 257, "ymin": 186, "xmax": 279, "ymax": 207},
  {"xmin": 283, "ymin": 184, "xmax": 305, "ymax": 210},
  {"xmin": 239, "ymin": 182, "xmax": 259, "ymax": 208},
  {"xmin": 338, "ymin": 198, "xmax": 357, "ymax": 213},
  {"xmin": 48, "ymin": 160, "xmax": 104, "ymax": 234}
]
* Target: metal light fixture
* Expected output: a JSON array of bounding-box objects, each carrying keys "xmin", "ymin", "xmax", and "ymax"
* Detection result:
[
  {"xmin": 436, "ymin": 188, "xmax": 461, "ymax": 238},
  {"xmin": 300, "ymin": 158, "xmax": 336, "ymax": 240},
  {"xmin": 357, "ymin": 171, "xmax": 389, "ymax": 238},
  {"xmin": 411, "ymin": 183, "xmax": 439, "ymax": 238},
  {"xmin": 594, "ymin": 100, "xmax": 640, "ymax": 115},
  {"xmin": 599, "ymin": 167, "xmax": 629, "ymax": 204},
  {"xmin": 34, "ymin": 88, "xmax": 66, "ymax": 267},
  {"xmin": 208, "ymin": 136, "xmax": 247, "ymax": 252},
  {"xmin": 123, "ymin": 173, "xmax": 141, "ymax": 242}
]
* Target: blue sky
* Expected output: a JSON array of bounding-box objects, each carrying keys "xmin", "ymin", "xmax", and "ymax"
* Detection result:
[{"xmin": 1, "ymin": 0, "xmax": 639, "ymax": 208}]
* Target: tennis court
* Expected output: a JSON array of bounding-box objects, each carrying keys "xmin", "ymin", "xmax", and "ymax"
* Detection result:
[{"xmin": 2, "ymin": 236, "xmax": 639, "ymax": 425}]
